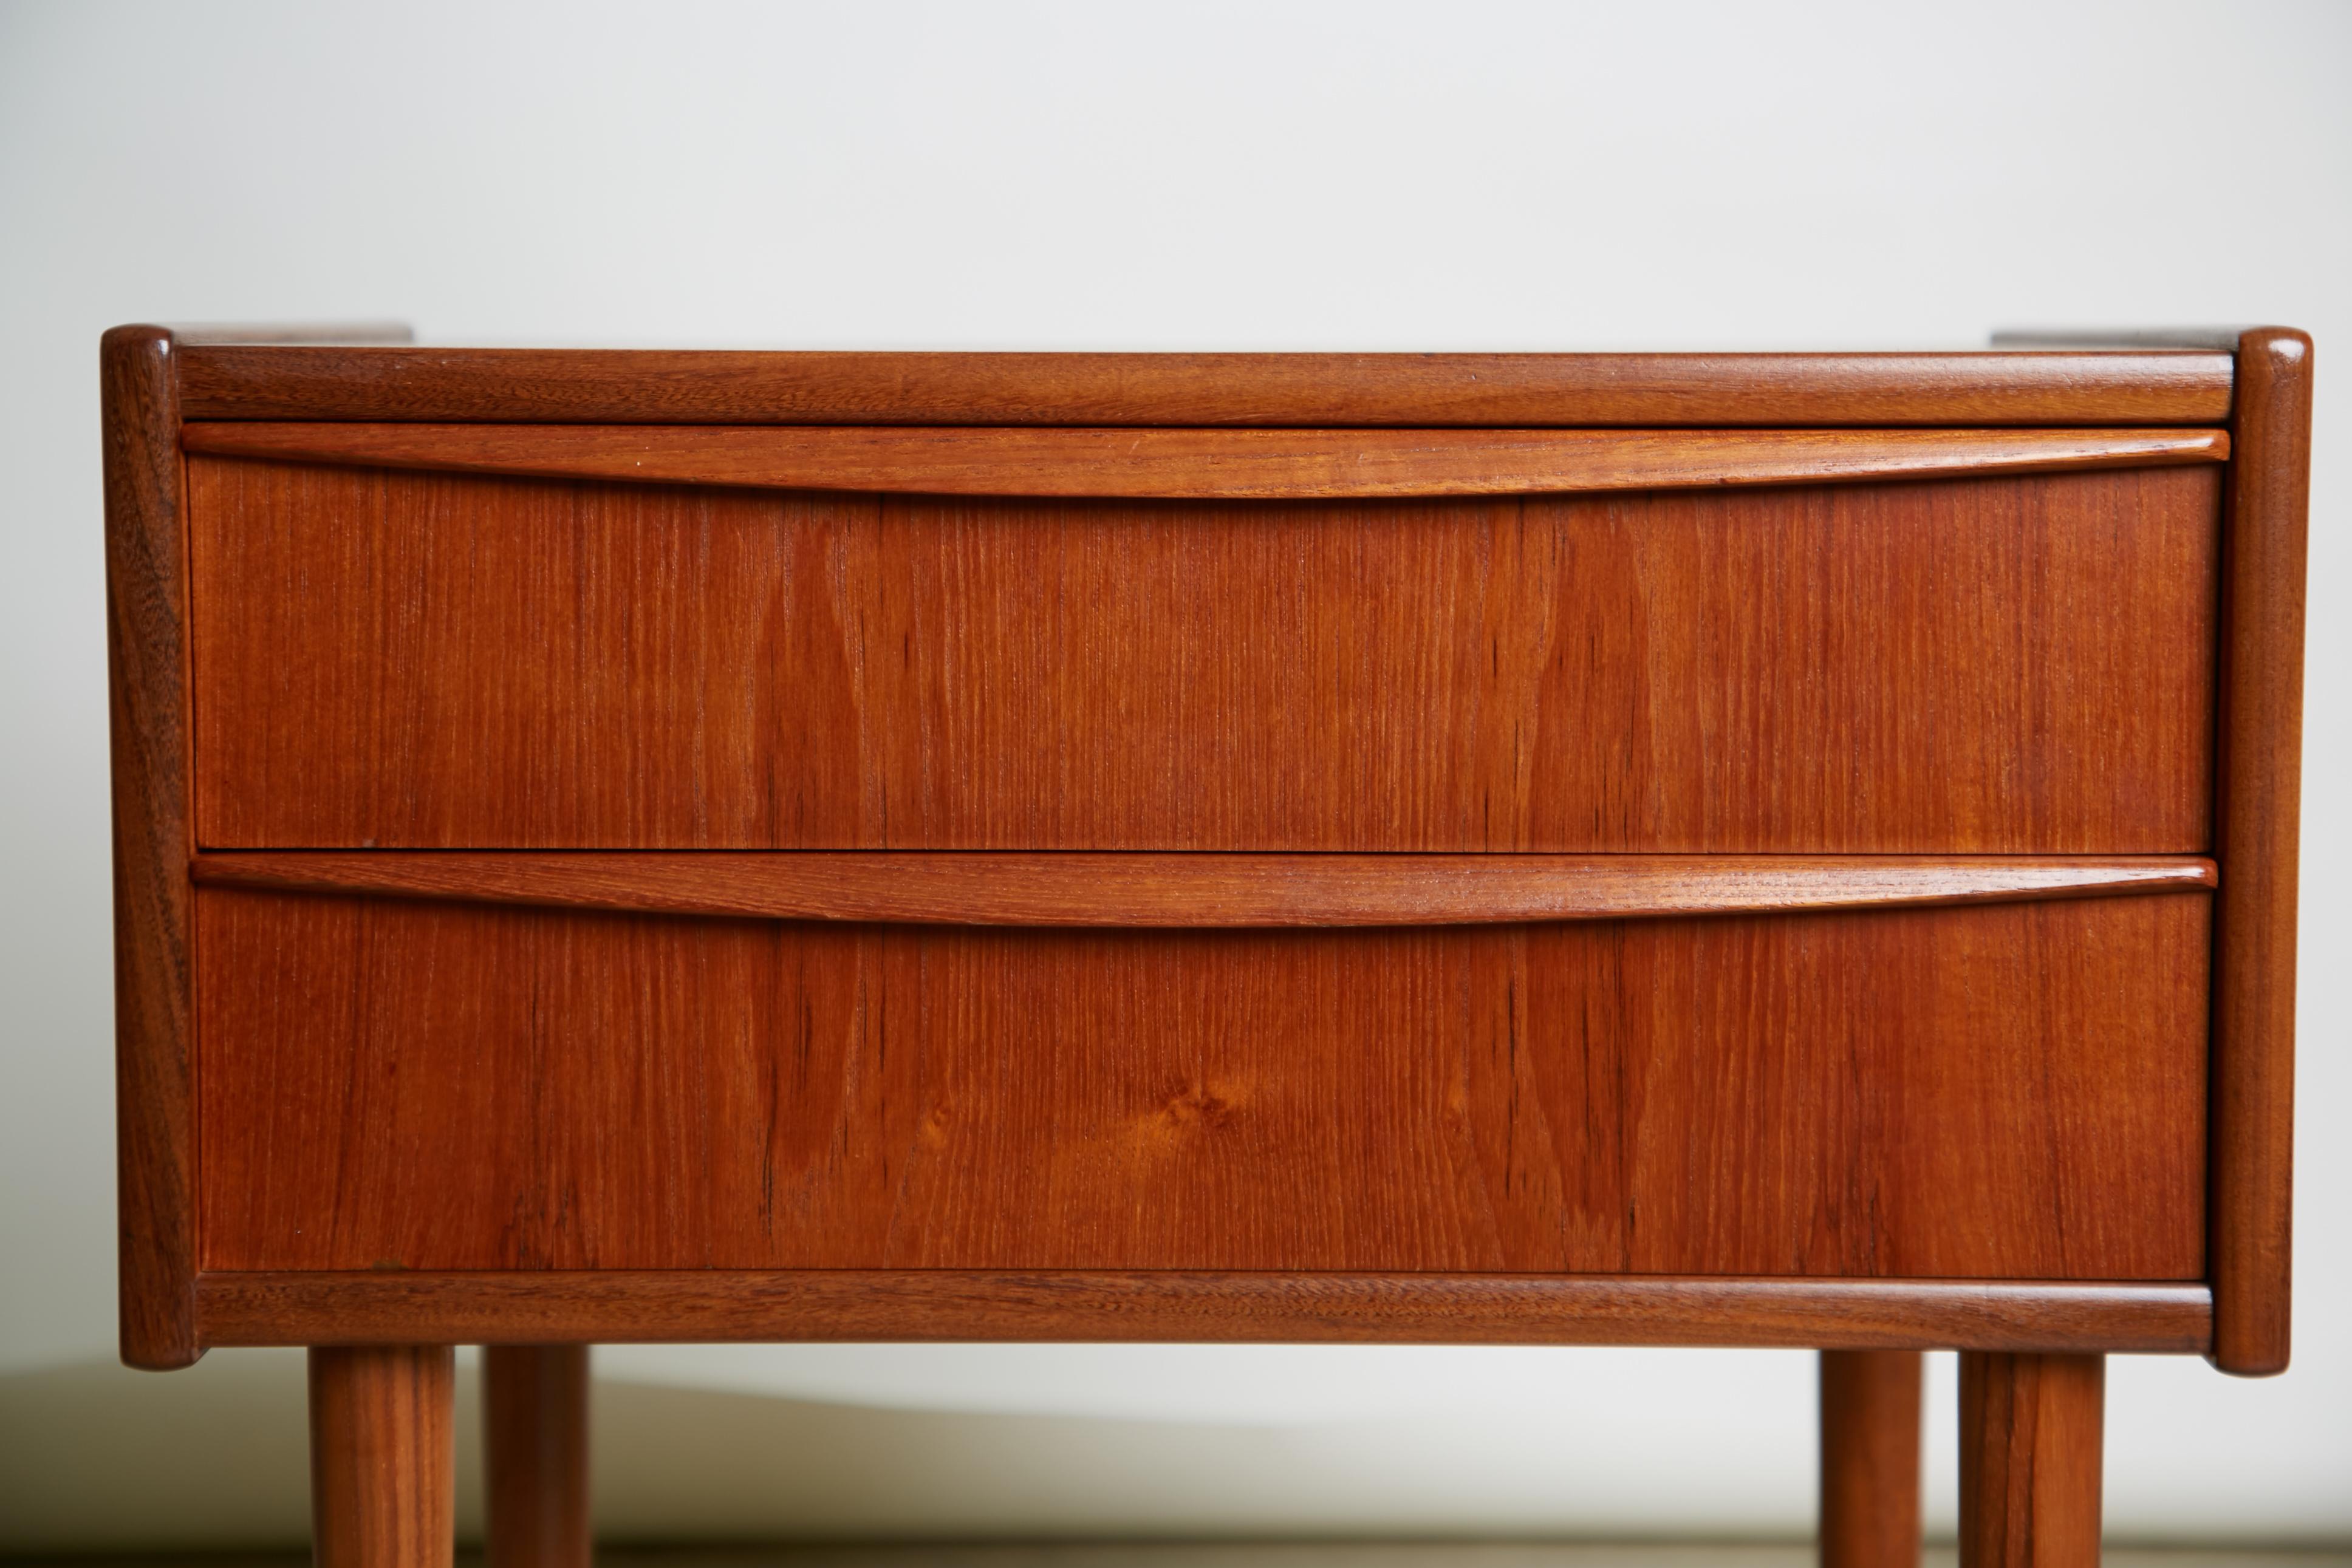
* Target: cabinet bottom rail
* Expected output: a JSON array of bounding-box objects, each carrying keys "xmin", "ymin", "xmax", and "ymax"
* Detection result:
[{"xmin": 196, "ymin": 1270, "xmax": 2210, "ymax": 1354}]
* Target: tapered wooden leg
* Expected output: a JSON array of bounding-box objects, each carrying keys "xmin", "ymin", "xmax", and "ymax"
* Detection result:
[
  {"xmin": 1960, "ymin": 1352, "xmax": 2104, "ymax": 1567},
  {"xmin": 485, "ymin": 1345, "xmax": 592, "ymax": 1568},
  {"xmin": 1820, "ymin": 1349, "xmax": 1923, "ymax": 1568},
  {"xmin": 309, "ymin": 1346, "xmax": 456, "ymax": 1568}
]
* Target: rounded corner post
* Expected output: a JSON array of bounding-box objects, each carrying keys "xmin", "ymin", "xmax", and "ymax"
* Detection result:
[
  {"xmin": 103, "ymin": 322, "xmax": 202, "ymax": 1372},
  {"xmin": 2209, "ymin": 326, "xmax": 2312, "ymax": 1377}
]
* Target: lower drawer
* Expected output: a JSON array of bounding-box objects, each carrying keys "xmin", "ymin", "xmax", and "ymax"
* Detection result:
[{"xmin": 195, "ymin": 888, "xmax": 2207, "ymax": 1278}]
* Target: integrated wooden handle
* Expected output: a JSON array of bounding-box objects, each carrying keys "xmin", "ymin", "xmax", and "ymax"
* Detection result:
[
  {"xmin": 181, "ymin": 421, "xmax": 2227, "ymax": 500},
  {"xmin": 191, "ymin": 851, "xmax": 2214, "ymax": 928}
]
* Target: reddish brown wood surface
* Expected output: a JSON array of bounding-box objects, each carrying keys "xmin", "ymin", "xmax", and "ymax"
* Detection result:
[
  {"xmin": 484, "ymin": 1346, "xmax": 590, "ymax": 1568},
  {"xmin": 196, "ymin": 888, "xmax": 2207, "ymax": 1278},
  {"xmin": 309, "ymin": 1345, "xmax": 455, "ymax": 1568},
  {"xmin": 175, "ymin": 347, "xmax": 2235, "ymax": 426},
  {"xmin": 101, "ymin": 326, "xmax": 199, "ymax": 1369},
  {"xmin": 1821, "ymin": 1350, "xmax": 1923, "ymax": 1568},
  {"xmin": 2210, "ymin": 327, "xmax": 2313, "ymax": 1376},
  {"xmin": 1960, "ymin": 1353, "xmax": 2104, "ymax": 1567},
  {"xmin": 112, "ymin": 333, "xmax": 2294, "ymax": 1379},
  {"xmin": 188, "ymin": 461, "xmax": 2220, "ymax": 853},
  {"xmin": 189, "ymin": 851, "xmax": 2216, "ymax": 927},
  {"xmin": 197, "ymin": 1272, "xmax": 2212, "ymax": 1353},
  {"xmin": 177, "ymin": 422, "xmax": 2228, "ymax": 499}
]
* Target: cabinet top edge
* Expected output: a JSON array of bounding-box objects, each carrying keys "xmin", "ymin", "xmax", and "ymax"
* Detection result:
[{"xmin": 116, "ymin": 327, "xmax": 2264, "ymax": 428}]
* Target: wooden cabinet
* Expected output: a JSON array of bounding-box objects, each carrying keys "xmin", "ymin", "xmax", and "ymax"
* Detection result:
[{"xmin": 106, "ymin": 328, "xmax": 2311, "ymax": 1568}]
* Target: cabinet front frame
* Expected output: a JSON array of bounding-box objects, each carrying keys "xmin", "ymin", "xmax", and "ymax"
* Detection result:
[{"xmin": 104, "ymin": 331, "xmax": 2306, "ymax": 1372}]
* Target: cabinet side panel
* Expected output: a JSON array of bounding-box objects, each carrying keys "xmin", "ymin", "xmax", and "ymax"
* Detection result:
[
  {"xmin": 190, "ymin": 463, "xmax": 2220, "ymax": 853},
  {"xmin": 197, "ymin": 891, "xmax": 2208, "ymax": 1280},
  {"xmin": 103, "ymin": 326, "xmax": 199, "ymax": 1368}
]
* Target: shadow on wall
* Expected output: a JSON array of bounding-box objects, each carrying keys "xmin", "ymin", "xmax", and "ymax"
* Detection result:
[
  {"xmin": 0, "ymin": 1352, "xmax": 1461, "ymax": 1550},
  {"xmin": 1, "ymin": 1353, "xmax": 320, "ymax": 1549},
  {"xmin": 9, "ymin": 1355, "xmax": 2352, "ymax": 1564}
]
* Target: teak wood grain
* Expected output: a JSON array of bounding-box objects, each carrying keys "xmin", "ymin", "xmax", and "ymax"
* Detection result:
[
  {"xmin": 1820, "ymin": 1350, "xmax": 1924, "ymax": 1568},
  {"xmin": 309, "ymin": 1345, "xmax": 455, "ymax": 1568},
  {"xmin": 107, "ymin": 324, "xmax": 2314, "ymax": 1475},
  {"xmin": 197, "ymin": 1273, "xmax": 2213, "ymax": 1355},
  {"xmin": 174, "ymin": 347, "xmax": 2236, "ymax": 426},
  {"xmin": 1959, "ymin": 1353, "xmax": 2104, "ymax": 1567},
  {"xmin": 2209, "ymin": 327, "xmax": 2313, "ymax": 1375},
  {"xmin": 188, "ymin": 460, "xmax": 2221, "ymax": 853},
  {"xmin": 188, "ymin": 851, "xmax": 2216, "ymax": 927},
  {"xmin": 196, "ymin": 888, "xmax": 2208, "ymax": 1279},
  {"xmin": 101, "ymin": 326, "xmax": 200, "ymax": 1370},
  {"xmin": 484, "ymin": 1346, "xmax": 590, "ymax": 1568},
  {"xmin": 177, "ymin": 422, "xmax": 2228, "ymax": 499}
]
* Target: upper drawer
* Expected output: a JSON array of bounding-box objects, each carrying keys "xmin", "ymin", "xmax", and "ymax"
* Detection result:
[{"xmin": 187, "ymin": 446, "xmax": 2220, "ymax": 851}]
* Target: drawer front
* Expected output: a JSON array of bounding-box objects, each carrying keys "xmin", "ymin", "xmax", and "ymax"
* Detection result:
[
  {"xmin": 189, "ymin": 458, "xmax": 2218, "ymax": 852},
  {"xmin": 196, "ymin": 888, "xmax": 2207, "ymax": 1278}
]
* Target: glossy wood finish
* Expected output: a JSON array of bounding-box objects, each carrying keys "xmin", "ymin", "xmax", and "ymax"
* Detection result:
[
  {"xmin": 103, "ymin": 332, "xmax": 2319, "ymax": 1568},
  {"xmin": 1820, "ymin": 1351, "xmax": 1923, "ymax": 1568},
  {"xmin": 107, "ymin": 331, "xmax": 2312, "ymax": 1463},
  {"xmin": 1959, "ymin": 1353, "xmax": 2104, "ymax": 1567},
  {"xmin": 190, "ymin": 851, "xmax": 2216, "ymax": 927},
  {"xmin": 178, "ymin": 422, "xmax": 2229, "ymax": 499},
  {"xmin": 101, "ymin": 326, "xmax": 200, "ymax": 1370},
  {"xmin": 309, "ymin": 1345, "xmax": 455, "ymax": 1568},
  {"xmin": 188, "ymin": 462, "xmax": 2221, "ymax": 853},
  {"xmin": 484, "ymin": 1346, "xmax": 590, "ymax": 1568},
  {"xmin": 201, "ymin": 1273, "xmax": 2213, "ymax": 1354},
  {"xmin": 176, "ymin": 347, "xmax": 2235, "ymax": 426},
  {"xmin": 2210, "ymin": 327, "xmax": 2314, "ymax": 1376},
  {"xmin": 196, "ymin": 888, "xmax": 2208, "ymax": 1278}
]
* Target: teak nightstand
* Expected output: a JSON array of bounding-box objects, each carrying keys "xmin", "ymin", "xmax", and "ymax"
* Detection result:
[{"xmin": 104, "ymin": 327, "xmax": 2311, "ymax": 1568}]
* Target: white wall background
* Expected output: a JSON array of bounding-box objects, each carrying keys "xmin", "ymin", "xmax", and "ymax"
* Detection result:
[{"xmin": 2, "ymin": 0, "xmax": 2347, "ymax": 1547}]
